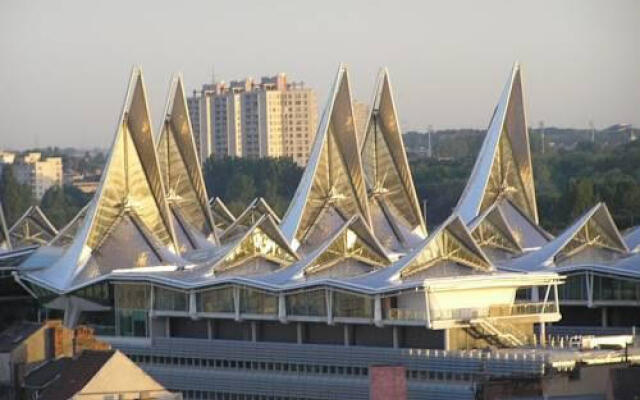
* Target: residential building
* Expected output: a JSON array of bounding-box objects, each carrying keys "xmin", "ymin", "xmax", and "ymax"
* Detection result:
[
  {"xmin": 12, "ymin": 152, "xmax": 62, "ymax": 200},
  {"xmin": 189, "ymin": 73, "xmax": 318, "ymax": 166},
  {"xmin": 0, "ymin": 320, "xmax": 109, "ymax": 398},
  {"xmin": 23, "ymin": 350, "xmax": 179, "ymax": 400}
]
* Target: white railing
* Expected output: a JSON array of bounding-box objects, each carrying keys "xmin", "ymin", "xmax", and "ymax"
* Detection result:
[{"xmin": 431, "ymin": 302, "xmax": 558, "ymax": 322}]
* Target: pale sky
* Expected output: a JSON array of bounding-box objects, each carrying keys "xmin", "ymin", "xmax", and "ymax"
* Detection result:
[{"xmin": 0, "ymin": 0, "xmax": 638, "ymax": 149}]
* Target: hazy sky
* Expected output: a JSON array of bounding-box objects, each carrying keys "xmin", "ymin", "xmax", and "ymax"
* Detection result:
[{"xmin": 1, "ymin": 0, "xmax": 638, "ymax": 149}]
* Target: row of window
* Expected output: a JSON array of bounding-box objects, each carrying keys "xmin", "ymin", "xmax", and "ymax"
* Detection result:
[
  {"xmin": 116, "ymin": 284, "xmax": 392, "ymax": 319},
  {"xmin": 128, "ymin": 353, "xmax": 473, "ymax": 383},
  {"xmin": 179, "ymin": 391, "xmax": 318, "ymax": 400}
]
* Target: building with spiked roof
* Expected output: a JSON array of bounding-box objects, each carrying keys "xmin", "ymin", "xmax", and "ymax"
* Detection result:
[{"xmin": 7, "ymin": 62, "xmax": 640, "ymax": 399}]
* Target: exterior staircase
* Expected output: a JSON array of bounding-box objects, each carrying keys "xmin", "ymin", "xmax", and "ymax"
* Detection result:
[{"xmin": 465, "ymin": 319, "xmax": 529, "ymax": 348}]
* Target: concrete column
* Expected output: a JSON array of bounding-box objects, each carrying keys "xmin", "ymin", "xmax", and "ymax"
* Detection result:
[
  {"xmin": 344, "ymin": 324, "xmax": 351, "ymax": 347},
  {"xmin": 189, "ymin": 291, "xmax": 197, "ymax": 320},
  {"xmin": 278, "ymin": 293, "xmax": 287, "ymax": 323},
  {"xmin": 233, "ymin": 287, "xmax": 241, "ymax": 321},
  {"xmin": 165, "ymin": 317, "xmax": 170, "ymax": 338},
  {"xmin": 207, "ymin": 319, "xmax": 213, "ymax": 340},
  {"xmin": 326, "ymin": 289, "xmax": 334, "ymax": 325},
  {"xmin": 251, "ymin": 321, "xmax": 258, "ymax": 342},
  {"xmin": 539, "ymin": 323, "xmax": 546, "ymax": 346},
  {"xmin": 602, "ymin": 307, "xmax": 608, "ymax": 327},
  {"xmin": 296, "ymin": 322, "xmax": 303, "ymax": 344},
  {"xmin": 392, "ymin": 326, "xmax": 399, "ymax": 349},
  {"xmin": 374, "ymin": 295, "xmax": 383, "ymax": 327}
]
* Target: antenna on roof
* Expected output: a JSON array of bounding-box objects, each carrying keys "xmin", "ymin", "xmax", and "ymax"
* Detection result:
[{"xmin": 538, "ymin": 121, "xmax": 545, "ymax": 155}]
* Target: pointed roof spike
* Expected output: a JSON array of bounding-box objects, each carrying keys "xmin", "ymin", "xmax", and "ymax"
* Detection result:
[
  {"xmin": 301, "ymin": 214, "xmax": 391, "ymax": 278},
  {"xmin": 361, "ymin": 68, "xmax": 427, "ymax": 251},
  {"xmin": 157, "ymin": 74, "xmax": 218, "ymax": 246},
  {"xmin": 212, "ymin": 214, "xmax": 298, "ymax": 277},
  {"xmin": 24, "ymin": 67, "xmax": 183, "ymax": 291},
  {"xmin": 9, "ymin": 205, "xmax": 58, "ymax": 247},
  {"xmin": 348, "ymin": 216, "xmax": 493, "ymax": 287},
  {"xmin": 221, "ymin": 197, "xmax": 281, "ymax": 242},
  {"xmin": 469, "ymin": 201, "xmax": 523, "ymax": 260},
  {"xmin": 396, "ymin": 216, "xmax": 493, "ymax": 279},
  {"xmin": 0, "ymin": 202, "xmax": 12, "ymax": 251},
  {"xmin": 507, "ymin": 203, "xmax": 628, "ymax": 271},
  {"xmin": 280, "ymin": 64, "xmax": 371, "ymax": 249},
  {"xmin": 455, "ymin": 63, "xmax": 538, "ymax": 225}
]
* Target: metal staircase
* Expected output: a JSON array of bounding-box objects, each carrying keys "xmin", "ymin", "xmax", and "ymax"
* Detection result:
[{"xmin": 465, "ymin": 319, "xmax": 529, "ymax": 348}]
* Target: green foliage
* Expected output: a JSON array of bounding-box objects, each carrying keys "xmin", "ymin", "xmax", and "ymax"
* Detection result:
[
  {"xmin": 0, "ymin": 165, "xmax": 33, "ymax": 226},
  {"xmin": 202, "ymin": 156, "xmax": 303, "ymax": 216},
  {"xmin": 200, "ymin": 139, "xmax": 640, "ymax": 234},
  {"xmin": 40, "ymin": 185, "xmax": 90, "ymax": 229}
]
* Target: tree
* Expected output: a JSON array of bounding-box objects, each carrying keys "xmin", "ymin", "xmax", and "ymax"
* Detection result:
[
  {"xmin": 0, "ymin": 165, "xmax": 33, "ymax": 226},
  {"xmin": 567, "ymin": 178, "xmax": 596, "ymax": 219},
  {"xmin": 40, "ymin": 185, "xmax": 90, "ymax": 228}
]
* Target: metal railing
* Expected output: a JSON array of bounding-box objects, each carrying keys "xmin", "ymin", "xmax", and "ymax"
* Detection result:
[
  {"xmin": 386, "ymin": 308, "xmax": 428, "ymax": 321},
  {"xmin": 432, "ymin": 302, "xmax": 558, "ymax": 322}
]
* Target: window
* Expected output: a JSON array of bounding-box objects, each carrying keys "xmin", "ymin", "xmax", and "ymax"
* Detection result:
[
  {"xmin": 154, "ymin": 287, "xmax": 188, "ymax": 312},
  {"xmin": 198, "ymin": 287, "xmax": 235, "ymax": 313},
  {"xmin": 286, "ymin": 289, "xmax": 326, "ymax": 316},
  {"xmin": 333, "ymin": 292, "xmax": 373, "ymax": 318},
  {"xmin": 240, "ymin": 288, "xmax": 277, "ymax": 315}
]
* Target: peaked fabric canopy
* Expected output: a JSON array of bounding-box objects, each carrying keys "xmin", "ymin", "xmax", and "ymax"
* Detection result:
[
  {"xmin": 397, "ymin": 216, "xmax": 493, "ymax": 279},
  {"xmin": 361, "ymin": 69, "xmax": 427, "ymax": 251},
  {"xmin": 213, "ymin": 215, "xmax": 298, "ymax": 276},
  {"xmin": 84, "ymin": 67, "xmax": 177, "ymax": 254},
  {"xmin": 470, "ymin": 202, "xmax": 523, "ymax": 259},
  {"xmin": 508, "ymin": 203, "xmax": 628, "ymax": 271},
  {"xmin": 9, "ymin": 206, "xmax": 58, "ymax": 247},
  {"xmin": 25, "ymin": 67, "xmax": 183, "ymax": 291},
  {"xmin": 456, "ymin": 63, "xmax": 538, "ymax": 225},
  {"xmin": 303, "ymin": 215, "xmax": 390, "ymax": 277},
  {"xmin": 280, "ymin": 64, "xmax": 371, "ymax": 249},
  {"xmin": 221, "ymin": 198, "xmax": 281, "ymax": 242},
  {"xmin": 157, "ymin": 74, "xmax": 217, "ymax": 246}
]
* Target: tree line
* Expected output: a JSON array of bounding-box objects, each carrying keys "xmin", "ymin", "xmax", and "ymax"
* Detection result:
[{"xmin": 2, "ymin": 138, "xmax": 639, "ymax": 236}]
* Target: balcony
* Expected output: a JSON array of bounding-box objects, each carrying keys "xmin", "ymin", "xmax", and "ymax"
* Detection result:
[{"xmin": 431, "ymin": 302, "xmax": 558, "ymax": 322}]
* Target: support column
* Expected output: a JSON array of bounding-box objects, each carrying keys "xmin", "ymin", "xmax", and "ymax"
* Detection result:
[
  {"xmin": 326, "ymin": 289, "xmax": 334, "ymax": 325},
  {"xmin": 392, "ymin": 326, "xmax": 399, "ymax": 349},
  {"xmin": 539, "ymin": 323, "xmax": 546, "ymax": 346},
  {"xmin": 251, "ymin": 321, "xmax": 258, "ymax": 342},
  {"xmin": 207, "ymin": 319, "xmax": 213, "ymax": 340},
  {"xmin": 188, "ymin": 291, "xmax": 197, "ymax": 320},
  {"xmin": 296, "ymin": 322, "xmax": 303, "ymax": 344},
  {"xmin": 374, "ymin": 295, "xmax": 383, "ymax": 327},
  {"xmin": 602, "ymin": 307, "xmax": 608, "ymax": 327},
  {"xmin": 278, "ymin": 293, "xmax": 287, "ymax": 323},
  {"xmin": 233, "ymin": 287, "xmax": 241, "ymax": 321},
  {"xmin": 165, "ymin": 317, "xmax": 170, "ymax": 338},
  {"xmin": 344, "ymin": 324, "xmax": 351, "ymax": 347}
]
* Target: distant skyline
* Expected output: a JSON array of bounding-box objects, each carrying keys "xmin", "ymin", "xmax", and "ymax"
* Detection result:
[{"xmin": 0, "ymin": 0, "xmax": 638, "ymax": 150}]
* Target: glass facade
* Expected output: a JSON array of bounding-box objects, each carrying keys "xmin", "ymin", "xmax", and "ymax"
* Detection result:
[
  {"xmin": 558, "ymin": 275, "xmax": 586, "ymax": 300},
  {"xmin": 197, "ymin": 286, "xmax": 235, "ymax": 313},
  {"xmin": 239, "ymin": 288, "xmax": 277, "ymax": 315},
  {"xmin": 154, "ymin": 287, "xmax": 188, "ymax": 312},
  {"xmin": 74, "ymin": 282, "xmax": 112, "ymax": 306},
  {"xmin": 115, "ymin": 284, "xmax": 150, "ymax": 337},
  {"xmin": 286, "ymin": 289, "xmax": 327, "ymax": 317},
  {"xmin": 333, "ymin": 291, "xmax": 373, "ymax": 319},
  {"xmin": 593, "ymin": 276, "xmax": 640, "ymax": 301}
]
